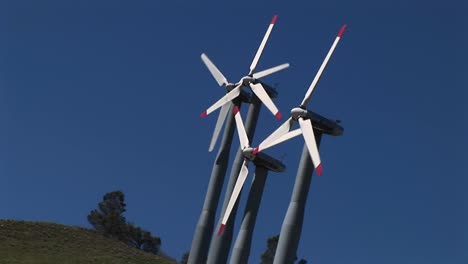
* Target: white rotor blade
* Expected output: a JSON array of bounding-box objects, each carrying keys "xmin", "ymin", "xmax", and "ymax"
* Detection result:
[
  {"xmin": 252, "ymin": 63, "xmax": 290, "ymax": 79},
  {"xmin": 233, "ymin": 106, "xmax": 249, "ymax": 148},
  {"xmin": 249, "ymin": 15, "xmax": 278, "ymax": 75},
  {"xmin": 209, "ymin": 103, "xmax": 231, "ymax": 152},
  {"xmin": 300, "ymin": 24, "xmax": 347, "ymax": 107},
  {"xmin": 201, "ymin": 53, "xmax": 228, "ymax": 86},
  {"xmin": 201, "ymin": 84, "xmax": 241, "ymax": 118},
  {"xmin": 298, "ymin": 118, "xmax": 323, "ymax": 176},
  {"xmin": 256, "ymin": 117, "xmax": 294, "ymax": 154},
  {"xmin": 218, "ymin": 159, "xmax": 250, "ymax": 235},
  {"xmin": 259, "ymin": 129, "xmax": 302, "ymax": 152},
  {"xmin": 249, "ymin": 83, "xmax": 281, "ymax": 120}
]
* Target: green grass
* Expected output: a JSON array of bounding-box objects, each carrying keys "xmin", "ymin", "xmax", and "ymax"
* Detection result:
[{"xmin": 0, "ymin": 220, "xmax": 177, "ymax": 264}]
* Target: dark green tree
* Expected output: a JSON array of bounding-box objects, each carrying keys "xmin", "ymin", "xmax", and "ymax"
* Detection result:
[
  {"xmin": 180, "ymin": 251, "xmax": 189, "ymax": 264},
  {"xmin": 125, "ymin": 222, "xmax": 160, "ymax": 253},
  {"xmin": 140, "ymin": 229, "xmax": 161, "ymax": 254},
  {"xmin": 87, "ymin": 191, "xmax": 127, "ymax": 241},
  {"xmin": 88, "ymin": 190, "xmax": 161, "ymax": 254},
  {"xmin": 260, "ymin": 234, "xmax": 307, "ymax": 264},
  {"xmin": 126, "ymin": 223, "xmax": 143, "ymax": 248},
  {"xmin": 260, "ymin": 235, "xmax": 279, "ymax": 264}
]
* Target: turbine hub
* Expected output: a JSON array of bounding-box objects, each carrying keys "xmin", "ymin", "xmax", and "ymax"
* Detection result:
[
  {"xmin": 240, "ymin": 76, "xmax": 254, "ymax": 86},
  {"xmin": 291, "ymin": 107, "xmax": 308, "ymax": 120},
  {"xmin": 242, "ymin": 147, "xmax": 256, "ymax": 161}
]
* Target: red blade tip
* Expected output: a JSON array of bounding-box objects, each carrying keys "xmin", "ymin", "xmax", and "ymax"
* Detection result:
[
  {"xmin": 253, "ymin": 147, "xmax": 259, "ymax": 155},
  {"xmin": 275, "ymin": 112, "xmax": 282, "ymax": 120},
  {"xmin": 337, "ymin": 24, "xmax": 347, "ymax": 38},
  {"xmin": 316, "ymin": 163, "xmax": 323, "ymax": 176},
  {"xmin": 218, "ymin": 224, "xmax": 225, "ymax": 235},
  {"xmin": 200, "ymin": 111, "xmax": 207, "ymax": 118},
  {"xmin": 233, "ymin": 106, "xmax": 240, "ymax": 115},
  {"xmin": 271, "ymin": 15, "xmax": 278, "ymax": 25}
]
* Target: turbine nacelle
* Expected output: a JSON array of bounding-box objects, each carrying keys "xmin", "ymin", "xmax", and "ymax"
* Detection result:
[{"xmin": 291, "ymin": 107, "xmax": 344, "ymax": 136}]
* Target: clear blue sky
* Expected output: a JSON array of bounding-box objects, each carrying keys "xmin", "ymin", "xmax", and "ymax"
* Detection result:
[{"xmin": 1, "ymin": 1, "xmax": 466, "ymax": 263}]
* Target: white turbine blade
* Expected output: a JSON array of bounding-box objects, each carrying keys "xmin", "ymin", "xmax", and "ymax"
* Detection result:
[
  {"xmin": 300, "ymin": 24, "xmax": 347, "ymax": 107},
  {"xmin": 249, "ymin": 15, "xmax": 278, "ymax": 75},
  {"xmin": 201, "ymin": 53, "xmax": 228, "ymax": 86},
  {"xmin": 209, "ymin": 103, "xmax": 231, "ymax": 152},
  {"xmin": 200, "ymin": 84, "xmax": 241, "ymax": 118},
  {"xmin": 256, "ymin": 117, "xmax": 294, "ymax": 154},
  {"xmin": 260, "ymin": 129, "xmax": 302, "ymax": 152},
  {"xmin": 233, "ymin": 106, "xmax": 249, "ymax": 148},
  {"xmin": 252, "ymin": 63, "xmax": 290, "ymax": 79},
  {"xmin": 218, "ymin": 159, "xmax": 249, "ymax": 235},
  {"xmin": 249, "ymin": 83, "xmax": 281, "ymax": 120},
  {"xmin": 298, "ymin": 118, "xmax": 323, "ymax": 176}
]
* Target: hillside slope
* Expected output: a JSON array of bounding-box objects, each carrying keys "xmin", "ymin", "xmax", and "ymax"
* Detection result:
[{"xmin": 0, "ymin": 220, "xmax": 177, "ymax": 264}]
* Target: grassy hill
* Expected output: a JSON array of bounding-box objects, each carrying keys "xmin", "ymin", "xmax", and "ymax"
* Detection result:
[{"xmin": 0, "ymin": 220, "xmax": 178, "ymax": 264}]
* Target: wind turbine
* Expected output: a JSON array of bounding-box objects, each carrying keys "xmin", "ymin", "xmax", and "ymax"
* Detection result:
[
  {"xmin": 217, "ymin": 105, "xmax": 259, "ymax": 235},
  {"xmin": 200, "ymin": 15, "xmax": 289, "ymax": 152},
  {"xmin": 216, "ymin": 24, "xmax": 347, "ymax": 235},
  {"xmin": 253, "ymin": 24, "xmax": 348, "ymax": 176}
]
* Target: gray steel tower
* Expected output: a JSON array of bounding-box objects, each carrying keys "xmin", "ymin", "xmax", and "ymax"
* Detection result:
[
  {"xmin": 273, "ymin": 111, "xmax": 343, "ymax": 264},
  {"xmin": 229, "ymin": 166, "xmax": 269, "ymax": 264},
  {"xmin": 273, "ymin": 137, "xmax": 320, "ymax": 264},
  {"xmin": 188, "ymin": 100, "xmax": 240, "ymax": 264},
  {"xmin": 228, "ymin": 164, "xmax": 269, "ymax": 264}
]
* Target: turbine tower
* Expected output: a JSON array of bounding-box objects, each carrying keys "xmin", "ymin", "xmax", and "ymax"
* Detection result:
[
  {"xmin": 229, "ymin": 166, "xmax": 269, "ymax": 264},
  {"xmin": 187, "ymin": 99, "xmax": 240, "ymax": 264},
  {"xmin": 274, "ymin": 140, "xmax": 320, "ymax": 264}
]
